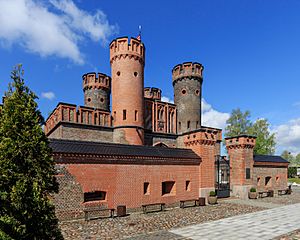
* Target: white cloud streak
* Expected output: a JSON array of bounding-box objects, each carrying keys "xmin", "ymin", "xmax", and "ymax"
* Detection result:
[
  {"xmin": 202, "ymin": 99, "xmax": 230, "ymax": 130},
  {"xmin": 161, "ymin": 96, "xmax": 174, "ymax": 104},
  {"xmin": 273, "ymin": 118, "xmax": 300, "ymax": 155},
  {"xmin": 0, "ymin": 0, "xmax": 118, "ymax": 64},
  {"xmin": 41, "ymin": 91, "xmax": 56, "ymax": 100}
]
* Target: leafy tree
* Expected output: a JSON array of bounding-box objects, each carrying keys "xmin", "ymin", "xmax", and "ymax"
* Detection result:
[
  {"xmin": 0, "ymin": 65, "xmax": 63, "ymax": 239},
  {"xmin": 248, "ymin": 119, "xmax": 276, "ymax": 155},
  {"xmin": 281, "ymin": 150, "xmax": 294, "ymax": 163},
  {"xmin": 225, "ymin": 108, "xmax": 252, "ymax": 137},
  {"xmin": 225, "ymin": 109, "xmax": 276, "ymax": 155}
]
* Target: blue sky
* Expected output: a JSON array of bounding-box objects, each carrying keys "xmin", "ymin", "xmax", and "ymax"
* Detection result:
[{"xmin": 0, "ymin": 0, "xmax": 299, "ymax": 154}]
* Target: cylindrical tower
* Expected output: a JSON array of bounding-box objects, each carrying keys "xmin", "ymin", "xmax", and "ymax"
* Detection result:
[
  {"xmin": 172, "ymin": 62, "xmax": 203, "ymax": 134},
  {"xmin": 110, "ymin": 37, "xmax": 145, "ymax": 145},
  {"xmin": 82, "ymin": 72, "xmax": 111, "ymax": 111}
]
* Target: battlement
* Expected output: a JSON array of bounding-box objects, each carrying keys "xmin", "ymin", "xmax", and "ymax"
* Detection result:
[
  {"xmin": 183, "ymin": 127, "xmax": 222, "ymax": 146},
  {"xmin": 172, "ymin": 62, "xmax": 203, "ymax": 84},
  {"xmin": 225, "ymin": 135, "xmax": 256, "ymax": 149},
  {"xmin": 45, "ymin": 103, "xmax": 111, "ymax": 135},
  {"xmin": 144, "ymin": 87, "xmax": 161, "ymax": 100},
  {"xmin": 110, "ymin": 37, "xmax": 145, "ymax": 65},
  {"xmin": 82, "ymin": 72, "xmax": 111, "ymax": 91}
]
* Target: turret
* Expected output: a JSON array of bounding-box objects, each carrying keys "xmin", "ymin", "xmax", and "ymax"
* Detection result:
[
  {"xmin": 144, "ymin": 87, "xmax": 161, "ymax": 100},
  {"xmin": 110, "ymin": 37, "xmax": 145, "ymax": 145},
  {"xmin": 82, "ymin": 72, "xmax": 111, "ymax": 111},
  {"xmin": 172, "ymin": 62, "xmax": 203, "ymax": 134}
]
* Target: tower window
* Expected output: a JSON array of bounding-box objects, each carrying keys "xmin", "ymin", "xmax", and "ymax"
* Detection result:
[
  {"xmin": 187, "ymin": 121, "xmax": 190, "ymax": 129},
  {"xmin": 195, "ymin": 89, "xmax": 200, "ymax": 96},
  {"xmin": 181, "ymin": 89, "xmax": 186, "ymax": 95},
  {"xmin": 196, "ymin": 121, "xmax": 199, "ymax": 128},
  {"xmin": 134, "ymin": 72, "xmax": 138, "ymax": 77},
  {"xmin": 87, "ymin": 98, "xmax": 91, "ymax": 102},
  {"xmin": 100, "ymin": 98, "xmax": 104, "ymax": 103},
  {"xmin": 135, "ymin": 110, "xmax": 138, "ymax": 121},
  {"xmin": 113, "ymin": 111, "xmax": 116, "ymax": 122},
  {"xmin": 123, "ymin": 110, "xmax": 126, "ymax": 120},
  {"xmin": 116, "ymin": 71, "xmax": 120, "ymax": 76}
]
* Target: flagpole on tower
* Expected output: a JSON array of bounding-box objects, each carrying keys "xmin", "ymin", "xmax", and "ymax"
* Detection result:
[{"xmin": 137, "ymin": 25, "xmax": 142, "ymax": 41}]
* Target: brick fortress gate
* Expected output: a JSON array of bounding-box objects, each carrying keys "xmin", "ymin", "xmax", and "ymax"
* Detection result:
[{"xmin": 40, "ymin": 36, "xmax": 288, "ymax": 220}]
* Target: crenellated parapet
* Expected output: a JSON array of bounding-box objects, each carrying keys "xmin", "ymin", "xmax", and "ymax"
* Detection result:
[
  {"xmin": 225, "ymin": 135, "xmax": 256, "ymax": 150},
  {"xmin": 109, "ymin": 37, "xmax": 145, "ymax": 65},
  {"xmin": 144, "ymin": 87, "xmax": 161, "ymax": 100},
  {"xmin": 45, "ymin": 103, "xmax": 111, "ymax": 135},
  {"xmin": 183, "ymin": 127, "xmax": 222, "ymax": 146},
  {"xmin": 172, "ymin": 62, "xmax": 203, "ymax": 85},
  {"xmin": 82, "ymin": 72, "xmax": 111, "ymax": 91}
]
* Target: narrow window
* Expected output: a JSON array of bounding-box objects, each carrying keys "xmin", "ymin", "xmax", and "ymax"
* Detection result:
[
  {"xmin": 144, "ymin": 182, "xmax": 150, "ymax": 195},
  {"xmin": 179, "ymin": 122, "xmax": 181, "ymax": 131},
  {"xmin": 246, "ymin": 168, "xmax": 250, "ymax": 179},
  {"xmin": 257, "ymin": 177, "xmax": 261, "ymax": 186},
  {"xmin": 265, "ymin": 176, "xmax": 272, "ymax": 186},
  {"xmin": 196, "ymin": 121, "xmax": 199, "ymax": 129},
  {"xmin": 113, "ymin": 111, "xmax": 116, "ymax": 122},
  {"xmin": 185, "ymin": 180, "xmax": 191, "ymax": 191},
  {"xmin": 135, "ymin": 110, "xmax": 138, "ymax": 121},
  {"xmin": 123, "ymin": 109, "xmax": 126, "ymax": 120},
  {"xmin": 162, "ymin": 181, "xmax": 176, "ymax": 196},
  {"xmin": 84, "ymin": 191, "xmax": 106, "ymax": 202},
  {"xmin": 276, "ymin": 176, "xmax": 279, "ymax": 183},
  {"xmin": 187, "ymin": 121, "xmax": 190, "ymax": 129}
]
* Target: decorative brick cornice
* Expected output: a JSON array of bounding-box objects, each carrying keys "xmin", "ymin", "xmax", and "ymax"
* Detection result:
[{"xmin": 183, "ymin": 127, "xmax": 222, "ymax": 146}]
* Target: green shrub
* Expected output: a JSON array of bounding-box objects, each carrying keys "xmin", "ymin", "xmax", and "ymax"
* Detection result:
[
  {"xmin": 209, "ymin": 191, "xmax": 216, "ymax": 197},
  {"xmin": 250, "ymin": 187, "xmax": 256, "ymax": 192}
]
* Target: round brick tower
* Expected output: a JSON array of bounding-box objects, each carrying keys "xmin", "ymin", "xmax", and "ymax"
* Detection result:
[
  {"xmin": 172, "ymin": 62, "xmax": 203, "ymax": 134},
  {"xmin": 110, "ymin": 37, "xmax": 145, "ymax": 145},
  {"xmin": 82, "ymin": 72, "xmax": 111, "ymax": 111}
]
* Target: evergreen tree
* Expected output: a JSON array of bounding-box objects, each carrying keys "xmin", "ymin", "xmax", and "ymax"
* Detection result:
[
  {"xmin": 248, "ymin": 119, "xmax": 276, "ymax": 155},
  {"xmin": 0, "ymin": 65, "xmax": 63, "ymax": 239},
  {"xmin": 225, "ymin": 108, "xmax": 252, "ymax": 137}
]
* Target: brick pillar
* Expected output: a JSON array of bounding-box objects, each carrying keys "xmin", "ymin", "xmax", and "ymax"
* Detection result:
[{"xmin": 225, "ymin": 135, "xmax": 256, "ymax": 199}]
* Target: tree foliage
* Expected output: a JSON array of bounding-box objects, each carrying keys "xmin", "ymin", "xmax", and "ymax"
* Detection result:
[
  {"xmin": 248, "ymin": 119, "xmax": 276, "ymax": 155},
  {"xmin": 225, "ymin": 108, "xmax": 276, "ymax": 155},
  {"xmin": 0, "ymin": 65, "xmax": 63, "ymax": 239},
  {"xmin": 225, "ymin": 108, "xmax": 252, "ymax": 137},
  {"xmin": 281, "ymin": 150, "xmax": 300, "ymax": 166}
]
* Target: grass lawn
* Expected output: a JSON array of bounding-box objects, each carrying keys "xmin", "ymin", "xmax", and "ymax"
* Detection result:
[{"xmin": 288, "ymin": 178, "xmax": 300, "ymax": 184}]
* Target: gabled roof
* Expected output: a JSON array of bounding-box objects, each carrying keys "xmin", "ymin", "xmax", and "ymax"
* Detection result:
[
  {"xmin": 254, "ymin": 155, "xmax": 289, "ymax": 163},
  {"xmin": 49, "ymin": 139, "xmax": 201, "ymax": 165}
]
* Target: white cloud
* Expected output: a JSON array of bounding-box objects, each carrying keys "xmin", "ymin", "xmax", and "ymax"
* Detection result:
[
  {"xmin": 161, "ymin": 96, "xmax": 174, "ymax": 104},
  {"xmin": 0, "ymin": 0, "xmax": 117, "ymax": 64},
  {"xmin": 202, "ymin": 98, "xmax": 230, "ymax": 130},
  {"xmin": 273, "ymin": 118, "xmax": 300, "ymax": 155},
  {"xmin": 41, "ymin": 91, "xmax": 56, "ymax": 100}
]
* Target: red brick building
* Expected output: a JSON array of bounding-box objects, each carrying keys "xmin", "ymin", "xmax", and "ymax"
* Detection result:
[{"xmin": 43, "ymin": 36, "xmax": 288, "ymax": 220}]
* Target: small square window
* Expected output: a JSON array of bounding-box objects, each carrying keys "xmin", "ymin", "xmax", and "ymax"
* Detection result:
[{"xmin": 162, "ymin": 181, "xmax": 176, "ymax": 196}]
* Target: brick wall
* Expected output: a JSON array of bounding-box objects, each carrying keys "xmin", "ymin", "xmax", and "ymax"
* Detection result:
[
  {"xmin": 253, "ymin": 167, "xmax": 288, "ymax": 191},
  {"xmin": 53, "ymin": 163, "xmax": 199, "ymax": 219},
  {"xmin": 48, "ymin": 123, "xmax": 113, "ymax": 143}
]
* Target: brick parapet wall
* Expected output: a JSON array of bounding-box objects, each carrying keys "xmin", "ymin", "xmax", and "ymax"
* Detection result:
[{"xmin": 45, "ymin": 103, "xmax": 111, "ymax": 136}]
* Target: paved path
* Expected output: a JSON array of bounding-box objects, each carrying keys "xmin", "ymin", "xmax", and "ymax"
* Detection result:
[
  {"xmin": 170, "ymin": 203, "xmax": 300, "ymax": 240},
  {"xmin": 222, "ymin": 198, "xmax": 283, "ymax": 209}
]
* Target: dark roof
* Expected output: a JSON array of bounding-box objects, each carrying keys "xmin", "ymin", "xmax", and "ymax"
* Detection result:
[
  {"xmin": 254, "ymin": 155, "xmax": 289, "ymax": 163},
  {"xmin": 49, "ymin": 139, "xmax": 200, "ymax": 165}
]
